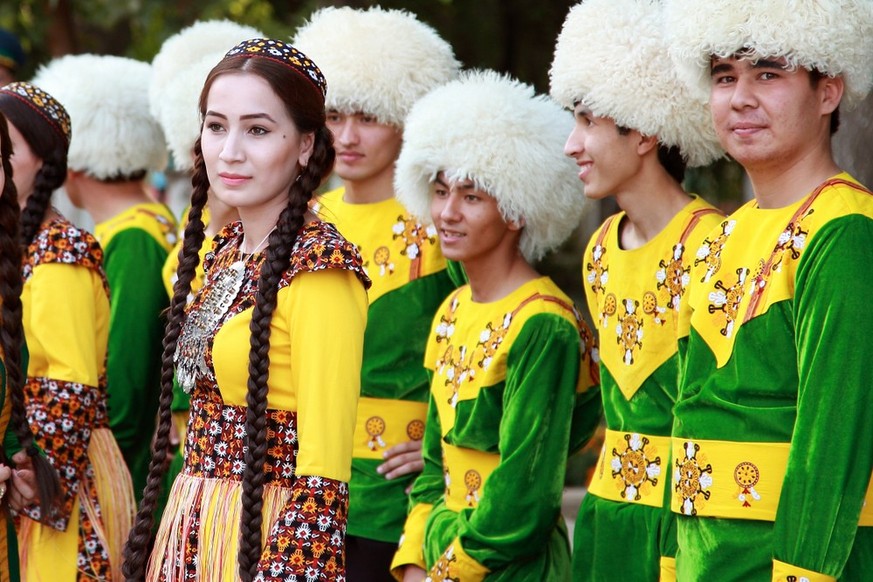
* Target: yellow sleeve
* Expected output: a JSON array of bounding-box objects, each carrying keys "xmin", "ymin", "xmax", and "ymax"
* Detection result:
[
  {"xmin": 390, "ymin": 502, "xmax": 433, "ymax": 578},
  {"xmin": 287, "ymin": 269, "xmax": 367, "ymax": 482},
  {"xmin": 26, "ymin": 263, "xmax": 106, "ymax": 386}
]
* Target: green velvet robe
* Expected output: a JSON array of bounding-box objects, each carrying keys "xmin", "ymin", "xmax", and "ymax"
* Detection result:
[
  {"xmin": 94, "ymin": 202, "xmax": 176, "ymax": 501},
  {"xmin": 315, "ymin": 187, "xmax": 462, "ymax": 545},
  {"xmin": 393, "ymin": 277, "xmax": 601, "ymax": 580},
  {"xmin": 674, "ymin": 174, "xmax": 873, "ymax": 581},
  {"xmin": 574, "ymin": 197, "xmax": 723, "ymax": 582}
]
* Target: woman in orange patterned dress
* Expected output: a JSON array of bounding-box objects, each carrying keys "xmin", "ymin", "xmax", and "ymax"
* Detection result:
[
  {"xmin": 0, "ymin": 83, "xmax": 135, "ymax": 581},
  {"xmin": 0, "ymin": 107, "xmax": 62, "ymax": 582}
]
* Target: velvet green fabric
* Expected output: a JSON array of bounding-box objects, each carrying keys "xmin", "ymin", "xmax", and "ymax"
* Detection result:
[
  {"xmin": 102, "ymin": 228, "xmax": 170, "ymax": 501},
  {"xmin": 573, "ymin": 363, "xmax": 679, "ymax": 581},
  {"xmin": 411, "ymin": 312, "xmax": 601, "ymax": 578},
  {"xmin": 675, "ymin": 208, "xmax": 873, "ymax": 579},
  {"xmin": 347, "ymin": 269, "xmax": 457, "ymax": 543}
]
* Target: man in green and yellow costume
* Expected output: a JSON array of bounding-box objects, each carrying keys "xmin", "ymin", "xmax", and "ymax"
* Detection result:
[
  {"xmin": 389, "ymin": 70, "xmax": 601, "ymax": 581},
  {"xmin": 549, "ymin": 1, "xmax": 725, "ymax": 580},
  {"xmin": 293, "ymin": 7, "xmax": 463, "ymax": 579},
  {"xmin": 662, "ymin": 0, "xmax": 873, "ymax": 579}
]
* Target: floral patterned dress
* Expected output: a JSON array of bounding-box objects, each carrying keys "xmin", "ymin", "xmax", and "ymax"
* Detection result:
[
  {"xmin": 18, "ymin": 215, "xmax": 135, "ymax": 581},
  {"xmin": 148, "ymin": 220, "xmax": 369, "ymax": 582}
]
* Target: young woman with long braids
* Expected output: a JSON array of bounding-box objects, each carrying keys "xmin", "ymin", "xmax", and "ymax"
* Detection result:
[
  {"xmin": 0, "ymin": 110, "xmax": 62, "ymax": 582},
  {"xmin": 0, "ymin": 83, "xmax": 135, "ymax": 580},
  {"xmin": 123, "ymin": 39, "xmax": 369, "ymax": 581}
]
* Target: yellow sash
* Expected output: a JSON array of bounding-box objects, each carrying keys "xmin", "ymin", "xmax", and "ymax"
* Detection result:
[
  {"xmin": 352, "ymin": 397, "xmax": 428, "ymax": 460},
  {"xmin": 442, "ymin": 444, "xmax": 500, "ymax": 512},
  {"xmin": 587, "ymin": 429, "xmax": 670, "ymax": 508},
  {"xmin": 670, "ymin": 437, "xmax": 873, "ymax": 524}
]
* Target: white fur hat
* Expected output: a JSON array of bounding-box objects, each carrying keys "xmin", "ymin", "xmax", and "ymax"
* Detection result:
[
  {"xmin": 32, "ymin": 54, "xmax": 167, "ymax": 178},
  {"xmin": 292, "ymin": 6, "xmax": 460, "ymax": 126},
  {"xmin": 395, "ymin": 70, "xmax": 585, "ymax": 263},
  {"xmin": 664, "ymin": 0, "xmax": 873, "ymax": 109},
  {"xmin": 550, "ymin": 0, "xmax": 722, "ymax": 167},
  {"xmin": 150, "ymin": 20, "xmax": 263, "ymax": 171}
]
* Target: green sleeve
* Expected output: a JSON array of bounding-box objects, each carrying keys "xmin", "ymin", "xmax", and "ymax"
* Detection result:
[
  {"xmin": 773, "ymin": 215, "xmax": 873, "ymax": 577},
  {"xmin": 457, "ymin": 314, "xmax": 581, "ymax": 569},
  {"xmin": 103, "ymin": 230, "xmax": 169, "ymax": 471}
]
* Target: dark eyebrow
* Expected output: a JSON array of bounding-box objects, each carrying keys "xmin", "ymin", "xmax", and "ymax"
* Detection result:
[
  {"xmin": 434, "ymin": 175, "xmax": 448, "ymax": 188},
  {"xmin": 710, "ymin": 62, "xmax": 734, "ymax": 77},
  {"xmin": 203, "ymin": 111, "xmax": 277, "ymax": 123},
  {"xmin": 751, "ymin": 58, "xmax": 789, "ymax": 70}
]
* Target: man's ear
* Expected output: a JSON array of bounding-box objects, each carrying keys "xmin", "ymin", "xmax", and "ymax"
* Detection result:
[
  {"xmin": 507, "ymin": 216, "xmax": 526, "ymax": 231},
  {"xmin": 637, "ymin": 133, "xmax": 658, "ymax": 156},
  {"xmin": 819, "ymin": 74, "xmax": 844, "ymax": 116}
]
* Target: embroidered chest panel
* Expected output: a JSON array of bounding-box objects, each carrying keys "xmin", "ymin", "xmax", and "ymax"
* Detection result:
[
  {"xmin": 313, "ymin": 193, "xmax": 444, "ymax": 303},
  {"xmin": 175, "ymin": 220, "xmax": 367, "ymax": 393},
  {"xmin": 688, "ymin": 178, "xmax": 872, "ymax": 367},
  {"xmin": 427, "ymin": 282, "xmax": 596, "ymax": 437},
  {"xmin": 585, "ymin": 206, "xmax": 721, "ymax": 400}
]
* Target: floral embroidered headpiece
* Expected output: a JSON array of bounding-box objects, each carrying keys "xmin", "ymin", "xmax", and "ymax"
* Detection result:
[
  {"xmin": 224, "ymin": 38, "xmax": 327, "ymax": 100},
  {"xmin": 0, "ymin": 82, "xmax": 71, "ymax": 144}
]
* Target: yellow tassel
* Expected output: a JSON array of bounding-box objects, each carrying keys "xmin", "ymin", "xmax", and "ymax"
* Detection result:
[
  {"xmin": 85, "ymin": 427, "xmax": 136, "ymax": 580},
  {"xmin": 149, "ymin": 473, "xmax": 292, "ymax": 582}
]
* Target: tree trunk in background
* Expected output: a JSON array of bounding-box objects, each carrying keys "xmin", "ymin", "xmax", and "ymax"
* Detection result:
[
  {"xmin": 834, "ymin": 94, "xmax": 873, "ymax": 187},
  {"xmin": 45, "ymin": 0, "xmax": 77, "ymax": 56}
]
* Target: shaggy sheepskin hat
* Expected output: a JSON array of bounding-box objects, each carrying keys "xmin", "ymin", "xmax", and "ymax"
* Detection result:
[
  {"xmin": 292, "ymin": 6, "xmax": 460, "ymax": 126},
  {"xmin": 395, "ymin": 70, "xmax": 585, "ymax": 263},
  {"xmin": 150, "ymin": 20, "xmax": 263, "ymax": 171},
  {"xmin": 664, "ymin": 0, "xmax": 873, "ymax": 110},
  {"xmin": 550, "ymin": 0, "xmax": 722, "ymax": 167},
  {"xmin": 32, "ymin": 54, "xmax": 167, "ymax": 179}
]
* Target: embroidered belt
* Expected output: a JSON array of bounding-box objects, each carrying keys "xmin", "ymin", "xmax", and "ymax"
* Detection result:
[
  {"xmin": 442, "ymin": 443, "xmax": 501, "ymax": 512},
  {"xmin": 352, "ymin": 397, "xmax": 428, "ymax": 460},
  {"xmin": 184, "ymin": 397, "xmax": 299, "ymax": 487},
  {"xmin": 587, "ymin": 429, "xmax": 670, "ymax": 508},
  {"xmin": 670, "ymin": 437, "xmax": 873, "ymax": 524}
]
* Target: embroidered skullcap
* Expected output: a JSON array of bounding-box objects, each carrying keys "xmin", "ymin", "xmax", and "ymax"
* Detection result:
[
  {"xmin": 0, "ymin": 82, "xmax": 71, "ymax": 144},
  {"xmin": 395, "ymin": 70, "xmax": 586, "ymax": 263},
  {"xmin": 0, "ymin": 28, "xmax": 25, "ymax": 72},
  {"xmin": 223, "ymin": 38, "xmax": 327, "ymax": 100},
  {"xmin": 550, "ymin": 0, "xmax": 722, "ymax": 167},
  {"xmin": 32, "ymin": 54, "xmax": 167, "ymax": 178},
  {"xmin": 664, "ymin": 0, "xmax": 873, "ymax": 109},
  {"xmin": 293, "ymin": 6, "xmax": 460, "ymax": 126},
  {"xmin": 150, "ymin": 20, "xmax": 264, "ymax": 171}
]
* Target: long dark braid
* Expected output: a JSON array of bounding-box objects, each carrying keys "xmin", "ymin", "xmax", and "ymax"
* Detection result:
[
  {"xmin": 238, "ymin": 126, "xmax": 335, "ymax": 580},
  {"xmin": 19, "ymin": 150, "xmax": 66, "ymax": 247},
  {"xmin": 0, "ymin": 112, "xmax": 62, "ymax": 520},
  {"xmin": 121, "ymin": 139, "xmax": 209, "ymax": 580}
]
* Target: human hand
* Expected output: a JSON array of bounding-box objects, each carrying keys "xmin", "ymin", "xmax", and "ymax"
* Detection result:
[
  {"xmin": 0, "ymin": 450, "xmax": 39, "ymax": 511},
  {"xmin": 377, "ymin": 439, "xmax": 424, "ymax": 483},
  {"xmin": 402, "ymin": 565, "xmax": 427, "ymax": 582}
]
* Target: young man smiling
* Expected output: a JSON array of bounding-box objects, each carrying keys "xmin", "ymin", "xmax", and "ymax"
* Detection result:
[
  {"xmin": 550, "ymin": 1, "xmax": 724, "ymax": 580},
  {"xmin": 293, "ymin": 7, "xmax": 461, "ymax": 580},
  {"xmin": 664, "ymin": 0, "xmax": 873, "ymax": 579}
]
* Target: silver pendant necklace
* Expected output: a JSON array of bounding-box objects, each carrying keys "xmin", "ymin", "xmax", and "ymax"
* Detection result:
[{"xmin": 174, "ymin": 227, "xmax": 274, "ymax": 393}]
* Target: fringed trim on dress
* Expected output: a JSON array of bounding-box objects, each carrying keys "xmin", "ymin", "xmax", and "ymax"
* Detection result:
[
  {"xmin": 147, "ymin": 473, "xmax": 293, "ymax": 582},
  {"xmin": 86, "ymin": 427, "xmax": 136, "ymax": 580},
  {"xmin": 18, "ymin": 427, "xmax": 134, "ymax": 581}
]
